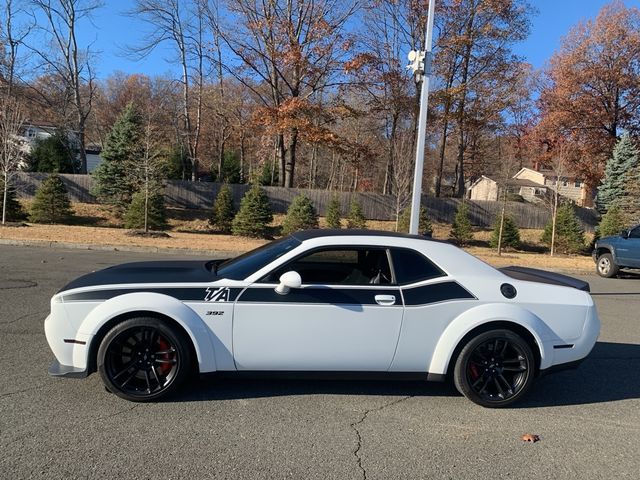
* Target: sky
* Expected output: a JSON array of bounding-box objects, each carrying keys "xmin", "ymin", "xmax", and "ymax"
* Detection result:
[{"xmin": 75, "ymin": 0, "xmax": 640, "ymax": 79}]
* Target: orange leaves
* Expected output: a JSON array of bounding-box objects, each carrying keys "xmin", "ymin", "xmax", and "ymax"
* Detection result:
[
  {"xmin": 520, "ymin": 434, "xmax": 540, "ymax": 443},
  {"xmin": 344, "ymin": 53, "xmax": 378, "ymax": 74}
]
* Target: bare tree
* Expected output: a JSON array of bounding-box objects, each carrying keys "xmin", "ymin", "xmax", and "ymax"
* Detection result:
[
  {"xmin": 0, "ymin": 0, "xmax": 33, "ymax": 97},
  {"xmin": 129, "ymin": 0, "xmax": 209, "ymax": 181},
  {"xmin": 0, "ymin": 94, "xmax": 26, "ymax": 224},
  {"xmin": 221, "ymin": 0, "xmax": 357, "ymax": 187},
  {"xmin": 29, "ymin": 0, "xmax": 102, "ymax": 174}
]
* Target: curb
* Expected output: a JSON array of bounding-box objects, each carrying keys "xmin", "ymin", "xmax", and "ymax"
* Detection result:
[{"xmin": 0, "ymin": 238, "xmax": 243, "ymax": 258}]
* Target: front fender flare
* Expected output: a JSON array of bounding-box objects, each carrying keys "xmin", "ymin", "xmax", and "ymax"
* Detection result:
[
  {"xmin": 78, "ymin": 292, "xmax": 216, "ymax": 373},
  {"xmin": 428, "ymin": 303, "xmax": 558, "ymax": 376}
]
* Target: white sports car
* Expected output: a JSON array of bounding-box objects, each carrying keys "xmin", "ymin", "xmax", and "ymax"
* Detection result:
[{"xmin": 45, "ymin": 230, "xmax": 600, "ymax": 407}]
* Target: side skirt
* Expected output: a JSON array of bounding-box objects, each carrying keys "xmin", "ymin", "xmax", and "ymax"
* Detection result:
[{"xmin": 199, "ymin": 371, "xmax": 444, "ymax": 382}]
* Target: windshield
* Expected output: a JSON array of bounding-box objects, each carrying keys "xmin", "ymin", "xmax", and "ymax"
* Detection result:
[{"xmin": 215, "ymin": 236, "xmax": 301, "ymax": 280}]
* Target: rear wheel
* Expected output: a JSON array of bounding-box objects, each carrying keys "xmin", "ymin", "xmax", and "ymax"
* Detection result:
[
  {"xmin": 453, "ymin": 329, "xmax": 535, "ymax": 408},
  {"xmin": 596, "ymin": 253, "xmax": 619, "ymax": 278},
  {"xmin": 97, "ymin": 317, "xmax": 192, "ymax": 402}
]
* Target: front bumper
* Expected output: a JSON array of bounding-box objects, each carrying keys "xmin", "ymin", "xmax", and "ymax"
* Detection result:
[{"xmin": 48, "ymin": 359, "xmax": 88, "ymax": 378}]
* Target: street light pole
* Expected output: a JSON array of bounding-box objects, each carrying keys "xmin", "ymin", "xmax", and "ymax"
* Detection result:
[{"xmin": 408, "ymin": 0, "xmax": 436, "ymax": 235}]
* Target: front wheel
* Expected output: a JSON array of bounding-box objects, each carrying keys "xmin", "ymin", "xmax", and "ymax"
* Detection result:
[
  {"xmin": 596, "ymin": 253, "xmax": 619, "ymax": 278},
  {"xmin": 97, "ymin": 317, "xmax": 192, "ymax": 402},
  {"xmin": 453, "ymin": 329, "xmax": 535, "ymax": 408}
]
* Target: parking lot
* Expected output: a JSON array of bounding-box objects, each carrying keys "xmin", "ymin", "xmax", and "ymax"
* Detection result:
[{"xmin": 1, "ymin": 244, "xmax": 638, "ymax": 479}]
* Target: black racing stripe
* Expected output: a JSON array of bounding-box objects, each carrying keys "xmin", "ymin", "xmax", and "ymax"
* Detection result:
[
  {"xmin": 237, "ymin": 287, "xmax": 400, "ymax": 305},
  {"xmin": 63, "ymin": 287, "xmax": 243, "ymax": 303},
  {"xmin": 402, "ymin": 281, "xmax": 475, "ymax": 306}
]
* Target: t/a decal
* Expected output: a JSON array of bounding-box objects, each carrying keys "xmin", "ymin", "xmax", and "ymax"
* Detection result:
[{"xmin": 204, "ymin": 287, "xmax": 230, "ymax": 302}]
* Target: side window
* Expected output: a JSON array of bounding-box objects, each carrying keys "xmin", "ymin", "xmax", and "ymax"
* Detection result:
[
  {"xmin": 390, "ymin": 248, "xmax": 444, "ymax": 285},
  {"xmin": 629, "ymin": 226, "xmax": 640, "ymax": 239},
  {"xmin": 261, "ymin": 247, "xmax": 393, "ymax": 285}
]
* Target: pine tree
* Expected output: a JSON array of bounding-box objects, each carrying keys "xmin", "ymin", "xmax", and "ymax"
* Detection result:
[
  {"xmin": 281, "ymin": 195, "xmax": 319, "ymax": 235},
  {"xmin": 28, "ymin": 130, "xmax": 76, "ymax": 173},
  {"xmin": 124, "ymin": 191, "xmax": 168, "ymax": 230},
  {"xmin": 346, "ymin": 199, "xmax": 366, "ymax": 229},
  {"xmin": 397, "ymin": 206, "xmax": 433, "ymax": 236},
  {"xmin": 29, "ymin": 174, "xmax": 74, "ymax": 224},
  {"xmin": 91, "ymin": 103, "xmax": 142, "ymax": 213},
  {"xmin": 450, "ymin": 202, "xmax": 473, "ymax": 245},
  {"xmin": 0, "ymin": 177, "xmax": 24, "ymax": 222},
  {"xmin": 231, "ymin": 184, "xmax": 273, "ymax": 238},
  {"xmin": 490, "ymin": 215, "xmax": 520, "ymax": 249},
  {"xmin": 210, "ymin": 184, "xmax": 235, "ymax": 233},
  {"xmin": 596, "ymin": 133, "xmax": 639, "ymax": 212},
  {"xmin": 542, "ymin": 203, "xmax": 585, "ymax": 254},
  {"xmin": 598, "ymin": 203, "xmax": 626, "ymax": 238},
  {"xmin": 325, "ymin": 195, "xmax": 342, "ymax": 229},
  {"xmin": 618, "ymin": 162, "xmax": 640, "ymax": 223}
]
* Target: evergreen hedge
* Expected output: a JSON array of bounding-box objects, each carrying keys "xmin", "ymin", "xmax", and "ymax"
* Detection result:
[
  {"xmin": 231, "ymin": 184, "xmax": 273, "ymax": 238},
  {"xmin": 281, "ymin": 194, "xmax": 319, "ymax": 235},
  {"xmin": 210, "ymin": 184, "xmax": 235, "ymax": 233},
  {"xmin": 29, "ymin": 174, "xmax": 74, "ymax": 224}
]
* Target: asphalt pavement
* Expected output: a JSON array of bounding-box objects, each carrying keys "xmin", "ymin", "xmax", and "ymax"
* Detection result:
[{"xmin": 1, "ymin": 245, "xmax": 639, "ymax": 479}]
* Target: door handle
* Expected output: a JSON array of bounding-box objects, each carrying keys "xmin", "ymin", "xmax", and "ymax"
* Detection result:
[{"xmin": 375, "ymin": 294, "xmax": 396, "ymax": 306}]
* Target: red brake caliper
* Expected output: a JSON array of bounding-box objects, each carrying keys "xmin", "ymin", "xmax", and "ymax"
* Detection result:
[
  {"xmin": 469, "ymin": 363, "xmax": 480, "ymax": 381},
  {"xmin": 157, "ymin": 337, "xmax": 172, "ymax": 375}
]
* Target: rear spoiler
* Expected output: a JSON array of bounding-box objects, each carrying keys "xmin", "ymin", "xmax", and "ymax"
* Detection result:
[{"xmin": 499, "ymin": 266, "xmax": 590, "ymax": 292}]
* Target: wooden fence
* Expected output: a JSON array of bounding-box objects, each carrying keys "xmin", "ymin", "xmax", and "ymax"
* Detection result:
[{"xmin": 13, "ymin": 172, "xmax": 598, "ymax": 231}]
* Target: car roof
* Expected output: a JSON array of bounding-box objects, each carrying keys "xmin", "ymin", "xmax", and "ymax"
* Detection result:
[{"xmin": 290, "ymin": 229, "xmax": 435, "ymax": 242}]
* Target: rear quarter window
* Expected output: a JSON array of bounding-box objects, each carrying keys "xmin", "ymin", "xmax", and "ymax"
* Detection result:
[{"xmin": 390, "ymin": 248, "xmax": 444, "ymax": 285}]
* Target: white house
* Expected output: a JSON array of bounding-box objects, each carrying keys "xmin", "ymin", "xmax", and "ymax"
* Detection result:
[{"xmin": 468, "ymin": 167, "xmax": 593, "ymax": 207}]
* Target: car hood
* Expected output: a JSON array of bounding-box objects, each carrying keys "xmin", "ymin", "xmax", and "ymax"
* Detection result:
[
  {"xmin": 596, "ymin": 235, "xmax": 619, "ymax": 244},
  {"xmin": 58, "ymin": 261, "xmax": 217, "ymax": 293}
]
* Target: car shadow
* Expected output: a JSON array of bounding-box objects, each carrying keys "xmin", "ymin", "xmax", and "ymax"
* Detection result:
[
  {"xmin": 169, "ymin": 341, "xmax": 640, "ymax": 407},
  {"xmin": 517, "ymin": 341, "xmax": 640, "ymax": 408}
]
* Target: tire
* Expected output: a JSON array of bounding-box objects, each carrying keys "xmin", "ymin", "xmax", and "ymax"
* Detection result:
[
  {"xmin": 596, "ymin": 253, "xmax": 619, "ymax": 278},
  {"xmin": 97, "ymin": 317, "xmax": 192, "ymax": 402},
  {"xmin": 453, "ymin": 329, "xmax": 535, "ymax": 408}
]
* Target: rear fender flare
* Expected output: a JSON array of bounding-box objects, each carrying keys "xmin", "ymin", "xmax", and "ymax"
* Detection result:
[
  {"xmin": 428, "ymin": 303, "xmax": 556, "ymax": 376},
  {"xmin": 78, "ymin": 292, "xmax": 216, "ymax": 373}
]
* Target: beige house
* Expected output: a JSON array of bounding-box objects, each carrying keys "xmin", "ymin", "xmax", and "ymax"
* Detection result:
[{"xmin": 468, "ymin": 167, "xmax": 593, "ymax": 207}]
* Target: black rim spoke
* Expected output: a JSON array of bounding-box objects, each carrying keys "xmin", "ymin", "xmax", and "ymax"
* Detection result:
[
  {"xmin": 467, "ymin": 336, "xmax": 529, "ymax": 403},
  {"xmin": 105, "ymin": 326, "xmax": 178, "ymax": 397}
]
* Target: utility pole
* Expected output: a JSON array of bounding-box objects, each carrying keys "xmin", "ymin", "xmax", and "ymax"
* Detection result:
[{"xmin": 407, "ymin": 0, "xmax": 436, "ymax": 235}]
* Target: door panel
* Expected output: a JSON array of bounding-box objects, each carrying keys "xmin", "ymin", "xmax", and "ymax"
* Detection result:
[{"xmin": 232, "ymin": 285, "xmax": 404, "ymax": 371}]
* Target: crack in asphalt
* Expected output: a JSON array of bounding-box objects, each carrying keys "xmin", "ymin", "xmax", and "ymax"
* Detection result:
[
  {"xmin": 0, "ymin": 309, "xmax": 49, "ymax": 326},
  {"xmin": 350, "ymin": 396, "xmax": 412, "ymax": 480},
  {"xmin": 0, "ymin": 383, "xmax": 49, "ymax": 399},
  {"xmin": 97, "ymin": 404, "xmax": 141, "ymax": 421}
]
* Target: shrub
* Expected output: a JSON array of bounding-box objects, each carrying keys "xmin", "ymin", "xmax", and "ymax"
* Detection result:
[
  {"xmin": 325, "ymin": 195, "xmax": 342, "ymax": 229},
  {"xmin": 397, "ymin": 206, "xmax": 433, "ymax": 236},
  {"xmin": 0, "ymin": 178, "xmax": 25, "ymax": 222},
  {"xmin": 490, "ymin": 215, "xmax": 520, "ymax": 249},
  {"xmin": 210, "ymin": 184, "xmax": 235, "ymax": 233},
  {"xmin": 232, "ymin": 184, "xmax": 273, "ymax": 238},
  {"xmin": 28, "ymin": 131, "xmax": 77, "ymax": 173},
  {"xmin": 542, "ymin": 203, "xmax": 585, "ymax": 254},
  {"xmin": 597, "ymin": 203, "xmax": 626, "ymax": 238},
  {"xmin": 29, "ymin": 174, "xmax": 74, "ymax": 224},
  {"xmin": 449, "ymin": 202, "xmax": 473, "ymax": 245},
  {"xmin": 346, "ymin": 199, "xmax": 366, "ymax": 229},
  {"xmin": 124, "ymin": 191, "xmax": 168, "ymax": 231},
  {"xmin": 281, "ymin": 194, "xmax": 319, "ymax": 235}
]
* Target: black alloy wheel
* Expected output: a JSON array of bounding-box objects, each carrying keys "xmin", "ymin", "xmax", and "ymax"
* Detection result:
[
  {"xmin": 454, "ymin": 329, "xmax": 535, "ymax": 408},
  {"xmin": 98, "ymin": 317, "xmax": 191, "ymax": 402}
]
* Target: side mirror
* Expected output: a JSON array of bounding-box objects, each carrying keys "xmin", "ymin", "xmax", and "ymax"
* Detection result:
[
  {"xmin": 620, "ymin": 230, "xmax": 629, "ymax": 239},
  {"xmin": 275, "ymin": 271, "xmax": 302, "ymax": 295}
]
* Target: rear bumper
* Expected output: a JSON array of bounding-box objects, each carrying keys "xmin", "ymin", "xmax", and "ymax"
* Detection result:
[
  {"xmin": 48, "ymin": 359, "xmax": 88, "ymax": 378},
  {"xmin": 539, "ymin": 358, "xmax": 584, "ymax": 377}
]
